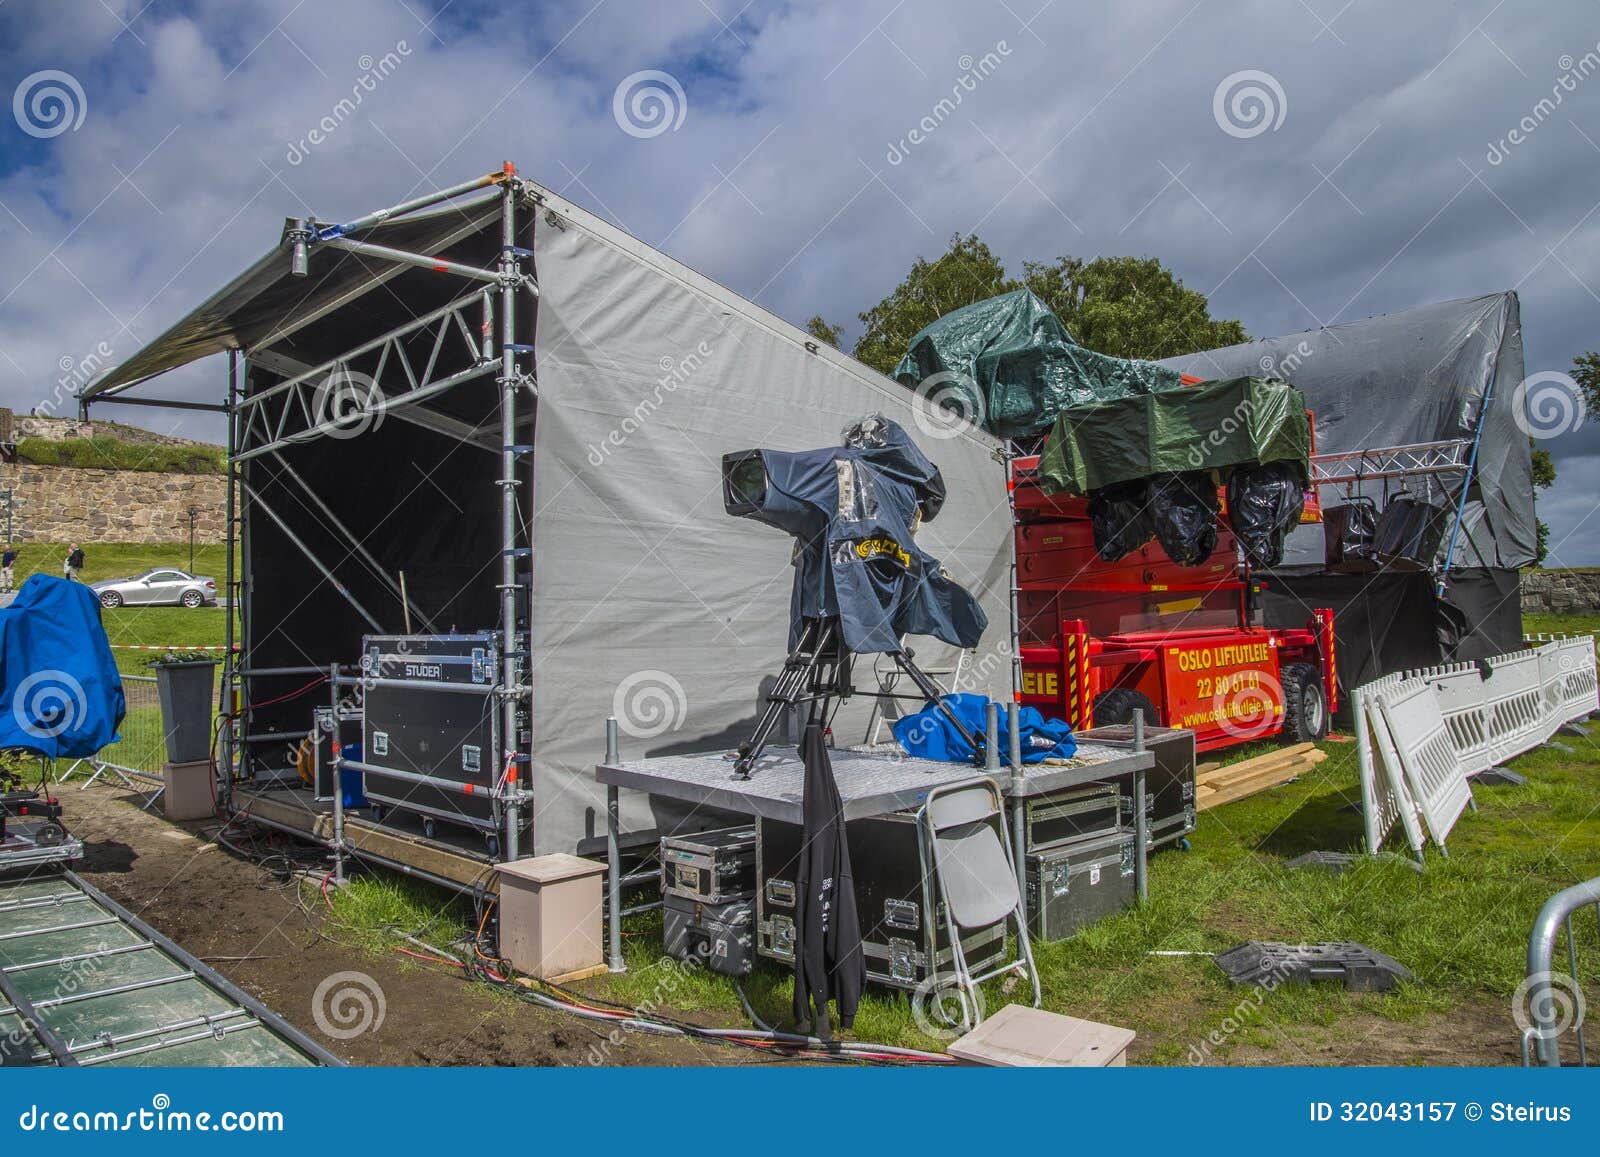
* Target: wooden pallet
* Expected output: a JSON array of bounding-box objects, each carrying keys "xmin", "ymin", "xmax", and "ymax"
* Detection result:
[{"xmin": 1194, "ymin": 743, "xmax": 1328, "ymax": 811}]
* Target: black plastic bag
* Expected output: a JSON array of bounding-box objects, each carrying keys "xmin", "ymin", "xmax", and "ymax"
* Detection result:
[
  {"xmin": 1150, "ymin": 472, "xmax": 1220, "ymax": 566},
  {"xmin": 1373, "ymin": 493, "xmax": 1448, "ymax": 572},
  {"xmin": 1323, "ymin": 497, "xmax": 1380, "ymax": 572},
  {"xmin": 1087, "ymin": 478, "xmax": 1156, "ymax": 561},
  {"xmin": 1225, "ymin": 462, "xmax": 1306, "ymax": 569}
]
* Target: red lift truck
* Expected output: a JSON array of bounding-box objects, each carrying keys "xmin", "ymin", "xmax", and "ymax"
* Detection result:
[{"xmin": 1009, "ymin": 388, "xmax": 1337, "ymax": 754}]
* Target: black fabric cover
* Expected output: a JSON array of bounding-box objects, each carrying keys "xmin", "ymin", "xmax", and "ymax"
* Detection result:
[
  {"xmin": 1150, "ymin": 472, "xmax": 1219, "ymax": 567},
  {"xmin": 1260, "ymin": 567, "xmax": 1522, "ymax": 718},
  {"xmin": 1087, "ymin": 479, "xmax": 1156, "ymax": 561},
  {"xmin": 791, "ymin": 719, "xmax": 864, "ymax": 1035},
  {"xmin": 1226, "ymin": 462, "xmax": 1305, "ymax": 569},
  {"xmin": 1437, "ymin": 567, "xmax": 1524, "ymax": 662},
  {"xmin": 1323, "ymin": 499, "xmax": 1380, "ymax": 572},
  {"xmin": 1372, "ymin": 494, "xmax": 1450, "ymax": 573}
]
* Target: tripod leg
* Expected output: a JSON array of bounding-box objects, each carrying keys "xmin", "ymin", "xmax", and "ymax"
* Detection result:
[{"xmin": 735, "ymin": 620, "xmax": 835, "ymax": 778}]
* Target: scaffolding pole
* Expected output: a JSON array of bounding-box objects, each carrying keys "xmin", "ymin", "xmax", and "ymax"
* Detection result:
[{"xmin": 498, "ymin": 171, "xmax": 525, "ymax": 862}]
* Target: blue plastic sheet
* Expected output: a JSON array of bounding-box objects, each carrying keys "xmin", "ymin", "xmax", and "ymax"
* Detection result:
[
  {"xmin": 0, "ymin": 575, "xmax": 125, "ymax": 758},
  {"xmin": 893, "ymin": 693, "xmax": 1076, "ymax": 764}
]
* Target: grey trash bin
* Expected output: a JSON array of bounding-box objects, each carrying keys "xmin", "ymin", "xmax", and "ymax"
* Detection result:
[{"xmin": 151, "ymin": 659, "xmax": 218, "ymax": 764}]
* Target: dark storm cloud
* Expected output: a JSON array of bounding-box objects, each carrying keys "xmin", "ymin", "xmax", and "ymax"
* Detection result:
[{"xmin": 1, "ymin": 0, "xmax": 1596, "ymax": 556}]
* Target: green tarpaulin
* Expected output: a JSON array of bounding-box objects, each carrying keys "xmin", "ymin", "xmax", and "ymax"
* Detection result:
[
  {"xmin": 892, "ymin": 289, "xmax": 1182, "ymax": 437},
  {"xmin": 1037, "ymin": 376, "xmax": 1311, "ymax": 495}
]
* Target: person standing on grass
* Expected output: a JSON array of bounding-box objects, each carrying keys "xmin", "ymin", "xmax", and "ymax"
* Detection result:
[
  {"xmin": 0, "ymin": 544, "xmax": 14, "ymax": 593},
  {"xmin": 64, "ymin": 543, "xmax": 84, "ymax": 582}
]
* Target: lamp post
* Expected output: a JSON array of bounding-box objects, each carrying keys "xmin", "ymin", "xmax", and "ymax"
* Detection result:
[{"xmin": 186, "ymin": 505, "xmax": 199, "ymax": 573}]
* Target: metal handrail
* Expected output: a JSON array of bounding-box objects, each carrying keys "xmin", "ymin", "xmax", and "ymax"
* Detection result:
[{"xmin": 1522, "ymin": 875, "xmax": 1600, "ymax": 1066}]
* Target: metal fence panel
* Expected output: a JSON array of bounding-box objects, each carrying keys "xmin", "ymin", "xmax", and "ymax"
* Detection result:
[{"xmin": 57, "ymin": 675, "xmax": 169, "ymax": 806}]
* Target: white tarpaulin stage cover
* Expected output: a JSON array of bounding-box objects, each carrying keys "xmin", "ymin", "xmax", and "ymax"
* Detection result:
[{"xmin": 86, "ymin": 175, "xmax": 1014, "ymax": 856}]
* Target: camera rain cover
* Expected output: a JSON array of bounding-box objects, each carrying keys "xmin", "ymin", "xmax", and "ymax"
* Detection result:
[{"xmin": 726, "ymin": 416, "xmax": 987, "ymax": 655}]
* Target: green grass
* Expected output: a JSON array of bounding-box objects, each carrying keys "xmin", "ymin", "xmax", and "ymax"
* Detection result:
[
  {"xmin": 1524, "ymin": 611, "xmax": 1600, "ymax": 642},
  {"xmin": 15, "ymin": 436, "xmax": 224, "ymax": 474},
  {"xmin": 7, "ymin": 544, "xmax": 235, "ymax": 676},
  {"xmin": 319, "ymin": 873, "xmax": 471, "ymax": 957},
  {"xmin": 216, "ymin": 611, "xmax": 1600, "ymax": 1061}
]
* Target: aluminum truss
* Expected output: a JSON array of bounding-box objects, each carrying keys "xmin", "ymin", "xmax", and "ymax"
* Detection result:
[
  {"xmin": 1309, "ymin": 438, "xmax": 1472, "ymax": 487},
  {"xmin": 219, "ymin": 163, "xmax": 540, "ymax": 866},
  {"xmin": 232, "ymin": 290, "xmax": 501, "ymax": 463}
]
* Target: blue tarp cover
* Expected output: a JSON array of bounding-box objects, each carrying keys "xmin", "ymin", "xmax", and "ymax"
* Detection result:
[
  {"xmin": 0, "ymin": 576, "xmax": 125, "ymax": 758},
  {"xmin": 893, "ymin": 693, "xmax": 1077, "ymax": 764}
]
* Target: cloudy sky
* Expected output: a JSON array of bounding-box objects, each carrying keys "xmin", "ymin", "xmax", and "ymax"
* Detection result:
[{"xmin": 2, "ymin": 0, "xmax": 1598, "ymax": 561}]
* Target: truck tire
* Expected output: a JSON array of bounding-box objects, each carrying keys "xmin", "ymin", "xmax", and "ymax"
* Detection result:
[
  {"xmin": 1092, "ymin": 687, "xmax": 1159, "ymax": 729},
  {"xmin": 1280, "ymin": 662, "xmax": 1328, "ymax": 743}
]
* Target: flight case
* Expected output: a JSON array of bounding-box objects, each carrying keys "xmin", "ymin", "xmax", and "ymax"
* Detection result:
[
  {"xmin": 1024, "ymin": 829, "xmax": 1138, "ymax": 941},
  {"xmin": 360, "ymin": 633, "xmax": 523, "ymax": 846},
  {"xmin": 755, "ymin": 811, "xmax": 1004, "ymax": 991},
  {"xmin": 1077, "ymin": 724, "xmax": 1197, "ymax": 849},
  {"xmin": 661, "ymin": 826, "xmax": 756, "ymax": 905}
]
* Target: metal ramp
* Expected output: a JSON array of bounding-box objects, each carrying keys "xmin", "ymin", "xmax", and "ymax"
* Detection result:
[{"xmin": 0, "ymin": 871, "xmax": 340, "ymax": 1067}]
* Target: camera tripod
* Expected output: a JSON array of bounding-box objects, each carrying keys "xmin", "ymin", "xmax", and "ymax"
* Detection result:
[{"xmin": 731, "ymin": 616, "xmax": 983, "ymax": 779}]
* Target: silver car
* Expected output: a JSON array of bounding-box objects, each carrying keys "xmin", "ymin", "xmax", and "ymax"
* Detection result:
[{"xmin": 92, "ymin": 568, "xmax": 218, "ymax": 609}]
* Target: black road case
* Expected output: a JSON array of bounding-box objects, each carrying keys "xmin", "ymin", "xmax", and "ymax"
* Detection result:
[
  {"xmin": 1024, "ymin": 830, "xmax": 1138, "ymax": 941},
  {"xmin": 661, "ymin": 826, "xmax": 757, "ymax": 905},
  {"xmin": 361, "ymin": 633, "xmax": 517, "ymax": 842},
  {"xmin": 1078, "ymin": 724, "xmax": 1196, "ymax": 849},
  {"xmin": 756, "ymin": 812, "xmax": 1004, "ymax": 991},
  {"xmin": 1022, "ymin": 780, "xmax": 1121, "ymax": 851},
  {"xmin": 663, "ymin": 894, "xmax": 755, "ymax": 976}
]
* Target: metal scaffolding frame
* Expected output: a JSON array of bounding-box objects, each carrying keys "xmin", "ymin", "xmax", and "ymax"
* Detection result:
[{"xmin": 82, "ymin": 162, "xmax": 541, "ymax": 881}]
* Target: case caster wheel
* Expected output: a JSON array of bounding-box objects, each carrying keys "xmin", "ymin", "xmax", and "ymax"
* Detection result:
[
  {"xmin": 422, "ymin": 818, "xmax": 438, "ymax": 839},
  {"xmin": 1177, "ymin": 837, "xmax": 1192, "ymax": 852},
  {"xmin": 485, "ymin": 835, "xmax": 501, "ymax": 858}
]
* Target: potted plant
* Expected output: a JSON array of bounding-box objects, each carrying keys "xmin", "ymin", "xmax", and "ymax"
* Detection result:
[{"xmin": 148, "ymin": 650, "xmax": 219, "ymax": 765}]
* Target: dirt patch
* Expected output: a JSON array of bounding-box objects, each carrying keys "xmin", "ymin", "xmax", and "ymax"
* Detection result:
[
  {"xmin": 60, "ymin": 782, "xmax": 760, "ymax": 1067},
  {"xmin": 1225, "ymin": 1002, "xmax": 1526, "ymax": 1067}
]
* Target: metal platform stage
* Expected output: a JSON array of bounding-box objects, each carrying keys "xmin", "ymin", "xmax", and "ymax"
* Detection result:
[
  {"xmin": 0, "ymin": 870, "xmax": 339, "ymax": 1067},
  {"xmin": 595, "ymin": 740, "xmax": 1155, "ymax": 824},
  {"xmin": 230, "ymin": 786, "xmax": 500, "ymax": 897},
  {"xmin": 594, "ymin": 736, "xmax": 1158, "ymax": 973}
]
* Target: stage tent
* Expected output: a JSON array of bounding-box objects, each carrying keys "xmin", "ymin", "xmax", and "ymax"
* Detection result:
[{"xmin": 83, "ymin": 171, "xmax": 1014, "ymax": 856}]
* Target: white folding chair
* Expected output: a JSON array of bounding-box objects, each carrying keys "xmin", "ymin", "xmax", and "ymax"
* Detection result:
[
  {"xmin": 864, "ymin": 640, "xmax": 969, "ymax": 746},
  {"xmin": 919, "ymin": 777, "xmax": 1040, "ymax": 1031}
]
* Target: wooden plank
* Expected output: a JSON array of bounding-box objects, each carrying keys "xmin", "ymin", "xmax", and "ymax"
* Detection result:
[
  {"xmin": 231, "ymin": 790, "xmax": 497, "ymax": 893},
  {"xmin": 343, "ymin": 822, "xmax": 500, "ymax": 892},
  {"xmin": 233, "ymin": 789, "xmax": 334, "ymax": 840},
  {"xmin": 1196, "ymin": 751, "xmax": 1326, "ymax": 810},
  {"xmin": 1196, "ymin": 751, "xmax": 1326, "ymax": 795},
  {"xmin": 1195, "ymin": 744, "xmax": 1316, "ymax": 789}
]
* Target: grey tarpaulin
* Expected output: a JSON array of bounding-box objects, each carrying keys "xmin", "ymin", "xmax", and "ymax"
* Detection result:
[
  {"xmin": 529, "ymin": 188, "xmax": 1013, "ymax": 855},
  {"xmin": 1158, "ymin": 293, "xmax": 1533, "ymax": 572},
  {"xmin": 82, "ymin": 177, "xmax": 1014, "ymax": 860}
]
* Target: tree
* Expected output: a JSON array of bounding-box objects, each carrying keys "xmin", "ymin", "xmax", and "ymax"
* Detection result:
[
  {"xmin": 847, "ymin": 235, "xmax": 1247, "ymax": 374},
  {"xmin": 853, "ymin": 235, "xmax": 1016, "ymax": 374},
  {"xmin": 1022, "ymin": 255, "xmax": 1248, "ymax": 360},
  {"xmin": 1530, "ymin": 443, "xmax": 1556, "ymax": 567},
  {"xmin": 1572, "ymin": 351, "xmax": 1600, "ymax": 418},
  {"xmin": 804, "ymin": 316, "xmax": 845, "ymax": 349},
  {"xmin": 1531, "ymin": 445, "xmax": 1556, "ymax": 489}
]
